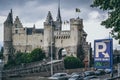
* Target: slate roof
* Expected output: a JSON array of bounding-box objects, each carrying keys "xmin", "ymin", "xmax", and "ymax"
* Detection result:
[
  {"xmin": 26, "ymin": 28, "xmax": 44, "ymax": 35},
  {"xmin": 35, "ymin": 29, "xmax": 44, "ymax": 33}
]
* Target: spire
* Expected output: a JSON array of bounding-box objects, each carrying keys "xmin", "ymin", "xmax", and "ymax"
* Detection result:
[
  {"xmin": 4, "ymin": 9, "xmax": 13, "ymax": 24},
  {"xmin": 46, "ymin": 11, "xmax": 53, "ymax": 23},
  {"xmin": 33, "ymin": 24, "xmax": 36, "ymax": 28},
  {"xmin": 56, "ymin": 0, "xmax": 62, "ymax": 23},
  {"xmin": 33, "ymin": 24, "xmax": 36, "ymax": 33}
]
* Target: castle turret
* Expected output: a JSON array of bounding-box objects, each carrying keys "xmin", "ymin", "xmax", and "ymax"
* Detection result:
[
  {"xmin": 55, "ymin": 0, "xmax": 62, "ymax": 31},
  {"xmin": 70, "ymin": 17, "xmax": 84, "ymax": 57},
  {"xmin": 3, "ymin": 9, "xmax": 13, "ymax": 63},
  {"xmin": 70, "ymin": 17, "xmax": 83, "ymax": 45},
  {"xmin": 44, "ymin": 11, "xmax": 55, "ymax": 58}
]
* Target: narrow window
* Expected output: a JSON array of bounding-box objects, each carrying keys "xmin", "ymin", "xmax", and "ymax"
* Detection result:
[
  {"xmin": 40, "ymin": 40, "xmax": 42, "ymax": 42},
  {"xmin": 61, "ymin": 40, "xmax": 63, "ymax": 43}
]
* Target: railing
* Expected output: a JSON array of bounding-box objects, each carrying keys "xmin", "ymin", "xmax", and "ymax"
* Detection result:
[{"xmin": 2, "ymin": 60, "xmax": 64, "ymax": 78}]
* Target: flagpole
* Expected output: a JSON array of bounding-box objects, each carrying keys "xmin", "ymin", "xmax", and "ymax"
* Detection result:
[
  {"xmin": 77, "ymin": 12, "xmax": 79, "ymax": 18},
  {"xmin": 75, "ymin": 8, "xmax": 80, "ymax": 18}
]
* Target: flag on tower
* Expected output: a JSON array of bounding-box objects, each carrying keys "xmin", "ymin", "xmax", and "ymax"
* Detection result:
[{"xmin": 76, "ymin": 8, "xmax": 80, "ymax": 12}]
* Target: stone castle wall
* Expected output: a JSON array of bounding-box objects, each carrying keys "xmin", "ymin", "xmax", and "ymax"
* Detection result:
[
  {"xmin": 3, "ymin": 10, "xmax": 91, "ymax": 62},
  {"xmin": 12, "ymin": 30, "xmax": 44, "ymax": 53}
]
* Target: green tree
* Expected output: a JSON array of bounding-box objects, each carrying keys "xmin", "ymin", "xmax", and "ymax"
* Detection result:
[
  {"xmin": 0, "ymin": 47, "xmax": 3, "ymax": 59},
  {"xmin": 4, "ymin": 48, "xmax": 46, "ymax": 69},
  {"xmin": 4, "ymin": 52, "xmax": 30, "ymax": 69},
  {"xmin": 14, "ymin": 52, "xmax": 30, "ymax": 65},
  {"xmin": 30, "ymin": 48, "xmax": 46, "ymax": 62},
  {"xmin": 91, "ymin": 0, "xmax": 120, "ymax": 43},
  {"xmin": 4, "ymin": 54, "xmax": 16, "ymax": 69},
  {"xmin": 64, "ymin": 56, "xmax": 83, "ymax": 69}
]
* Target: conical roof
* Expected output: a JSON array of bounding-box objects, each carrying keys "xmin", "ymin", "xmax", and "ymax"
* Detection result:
[
  {"xmin": 56, "ymin": 0, "xmax": 62, "ymax": 23},
  {"xmin": 4, "ymin": 9, "xmax": 13, "ymax": 24},
  {"xmin": 46, "ymin": 11, "xmax": 53, "ymax": 23}
]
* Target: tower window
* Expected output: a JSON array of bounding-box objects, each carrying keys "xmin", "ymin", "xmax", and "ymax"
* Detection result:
[
  {"xmin": 40, "ymin": 40, "xmax": 42, "ymax": 42},
  {"xmin": 15, "ymin": 30, "xmax": 18, "ymax": 34}
]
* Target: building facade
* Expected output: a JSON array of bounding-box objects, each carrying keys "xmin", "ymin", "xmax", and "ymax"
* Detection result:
[{"xmin": 3, "ymin": 8, "xmax": 91, "ymax": 63}]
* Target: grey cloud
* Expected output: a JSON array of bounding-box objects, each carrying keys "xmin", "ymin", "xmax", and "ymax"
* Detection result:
[
  {"xmin": 0, "ymin": 0, "xmax": 26, "ymax": 10},
  {"xmin": 1, "ymin": 0, "xmax": 106, "ymax": 24},
  {"xmin": 1, "ymin": 0, "xmax": 117, "ymax": 49}
]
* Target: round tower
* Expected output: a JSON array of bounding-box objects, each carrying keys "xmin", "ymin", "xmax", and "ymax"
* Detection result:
[
  {"xmin": 70, "ymin": 17, "xmax": 84, "ymax": 57},
  {"xmin": 3, "ymin": 9, "xmax": 13, "ymax": 64},
  {"xmin": 70, "ymin": 17, "xmax": 83, "ymax": 45}
]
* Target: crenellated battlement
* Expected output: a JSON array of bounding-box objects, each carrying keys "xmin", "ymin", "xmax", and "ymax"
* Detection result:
[
  {"xmin": 54, "ymin": 31, "xmax": 70, "ymax": 39},
  {"xmin": 70, "ymin": 17, "xmax": 83, "ymax": 25}
]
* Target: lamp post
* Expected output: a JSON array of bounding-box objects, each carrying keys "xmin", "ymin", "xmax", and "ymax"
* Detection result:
[
  {"xmin": 50, "ymin": 36, "xmax": 53, "ymax": 76},
  {"xmin": 109, "ymin": 32, "xmax": 114, "ymax": 78},
  {"xmin": 50, "ymin": 21, "xmax": 53, "ymax": 76}
]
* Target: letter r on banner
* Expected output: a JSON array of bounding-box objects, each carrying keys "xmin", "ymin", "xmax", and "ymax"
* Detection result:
[{"xmin": 95, "ymin": 42, "xmax": 107, "ymax": 57}]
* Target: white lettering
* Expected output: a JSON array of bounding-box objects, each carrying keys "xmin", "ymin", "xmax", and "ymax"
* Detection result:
[
  {"xmin": 95, "ymin": 42, "xmax": 109, "ymax": 58},
  {"xmin": 96, "ymin": 42, "xmax": 106, "ymax": 57}
]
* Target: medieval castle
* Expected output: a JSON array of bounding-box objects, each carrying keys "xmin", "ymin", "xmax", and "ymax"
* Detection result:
[{"xmin": 3, "ymin": 5, "xmax": 91, "ymax": 63}]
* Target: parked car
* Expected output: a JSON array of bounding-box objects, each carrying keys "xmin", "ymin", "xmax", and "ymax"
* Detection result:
[
  {"xmin": 48, "ymin": 73, "xmax": 69, "ymax": 80},
  {"xmin": 69, "ymin": 74, "xmax": 84, "ymax": 80},
  {"xmin": 105, "ymin": 68, "xmax": 117, "ymax": 74},
  {"xmin": 84, "ymin": 71, "xmax": 95, "ymax": 77},
  {"xmin": 104, "ymin": 69, "xmax": 111, "ymax": 74},
  {"xmin": 83, "ymin": 76, "xmax": 99, "ymax": 80},
  {"xmin": 95, "ymin": 69, "xmax": 106, "ymax": 75},
  {"xmin": 70, "ymin": 72, "xmax": 83, "ymax": 76}
]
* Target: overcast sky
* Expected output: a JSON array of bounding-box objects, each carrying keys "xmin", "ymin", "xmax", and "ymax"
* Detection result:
[{"xmin": 0, "ymin": 0, "xmax": 119, "ymax": 49}]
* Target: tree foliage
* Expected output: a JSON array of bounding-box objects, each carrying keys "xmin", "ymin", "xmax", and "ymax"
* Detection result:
[
  {"xmin": 14, "ymin": 52, "xmax": 31, "ymax": 65},
  {"xmin": 30, "ymin": 48, "xmax": 45, "ymax": 62},
  {"xmin": 0, "ymin": 47, "xmax": 3, "ymax": 59},
  {"xmin": 4, "ymin": 48, "xmax": 46, "ymax": 69},
  {"xmin": 64, "ymin": 56, "xmax": 84, "ymax": 69},
  {"xmin": 91, "ymin": 0, "xmax": 120, "ymax": 43}
]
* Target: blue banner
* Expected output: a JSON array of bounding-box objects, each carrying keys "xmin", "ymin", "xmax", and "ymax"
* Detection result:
[{"xmin": 94, "ymin": 39, "xmax": 113, "ymax": 69}]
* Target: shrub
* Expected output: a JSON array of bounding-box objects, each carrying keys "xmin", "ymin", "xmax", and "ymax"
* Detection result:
[{"xmin": 64, "ymin": 56, "xmax": 84, "ymax": 69}]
